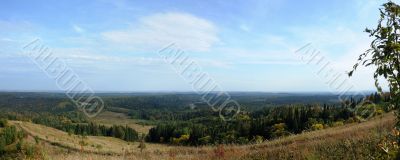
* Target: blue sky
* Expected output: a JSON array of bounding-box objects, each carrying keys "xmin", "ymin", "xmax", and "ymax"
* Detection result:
[{"xmin": 0, "ymin": 0, "xmax": 393, "ymax": 92}]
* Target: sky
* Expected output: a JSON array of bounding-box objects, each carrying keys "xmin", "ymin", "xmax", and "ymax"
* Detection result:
[{"xmin": 0, "ymin": 0, "xmax": 394, "ymax": 92}]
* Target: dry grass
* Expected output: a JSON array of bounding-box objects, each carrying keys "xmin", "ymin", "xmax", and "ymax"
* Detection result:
[
  {"xmin": 8, "ymin": 112, "xmax": 397, "ymax": 160},
  {"xmin": 236, "ymin": 113, "xmax": 396, "ymax": 160},
  {"xmin": 90, "ymin": 111, "xmax": 153, "ymax": 134}
]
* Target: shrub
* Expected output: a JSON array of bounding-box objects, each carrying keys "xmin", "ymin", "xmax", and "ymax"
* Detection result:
[
  {"xmin": 17, "ymin": 130, "xmax": 26, "ymax": 140},
  {"xmin": 172, "ymin": 134, "xmax": 190, "ymax": 145},
  {"xmin": 25, "ymin": 144, "xmax": 35, "ymax": 157},
  {"xmin": 34, "ymin": 136, "xmax": 39, "ymax": 144},
  {"xmin": 2, "ymin": 126, "xmax": 17, "ymax": 145},
  {"xmin": 237, "ymin": 137, "xmax": 249, "ymax": 144},
  {"xmin": 332, "ymin": 121, "xmax": 344, "ymax": 127},
  {"xmin": 252, "ymin": 135, "xmax": 264, "ymax": 144},
  {"xmin": 271, "ymin": 123, "xmax": 290, "ymax": 138},
  {"xmin": 375, "ymin": 109, "xmax": 384, "ymax": 115},
  {"xmin": 311, "ymin": 124, "xmax": 324, "ymax": 130},
  {"xmin": 0, "ymin": 119, "xmax": 7, "ymax": 128},
  {"xmin": 16, "ymin": 141, "xmax": 22, "ymax": 151},
  {"xmin": 199, "ymin": 136, "xmax": 211, "ymax": 145}
]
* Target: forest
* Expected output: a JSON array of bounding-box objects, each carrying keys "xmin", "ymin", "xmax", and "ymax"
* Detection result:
[
  {"xmin": 0, "ymin": 92, "xmax": 392, "ymax": 146},
  {"xmin": 147, "ymin": 93, "xmax": 391, "ymax": 145}
]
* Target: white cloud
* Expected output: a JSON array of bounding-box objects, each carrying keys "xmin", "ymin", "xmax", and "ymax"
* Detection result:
[
  {"xmin": 45, "ymin": 48, "xmax": 231, "ymax": 72},
  {"xmin": 102, "ymin": 12, "xmax": 219, "ymax": 52},
  {"xmin": 0, "ymin": 38, "xmax": 16, "ymax": 42},
  {"xmin": 239, "ymin": 24, "xmax": 250, "ymax": 32},
  {"xmin": 72, "ymin": 24, "xmax": 84, "ymax": 33},
  {"xmin": 52, "ymin": 48, "xmax": 162, "ymax": 65}
]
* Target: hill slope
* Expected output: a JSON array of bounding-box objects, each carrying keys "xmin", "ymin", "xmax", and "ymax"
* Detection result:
[{"xmin": 9, "ymin": 113, "xmax": 396, "ymax": 160}]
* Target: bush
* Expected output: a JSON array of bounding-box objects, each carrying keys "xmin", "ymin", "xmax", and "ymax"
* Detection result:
[
  {"xmin": 375, "ymin": 109, "xmax": 384, "ymax": 115},
  {"xmin": 332, "ymin": 121, "xmax": 344, "ymax": 127},
  {"xmin": 252, "ymin": 135, "xmax": 264, "ymax": 144},
  {"xmin": 2, "ymin": 126, "xmax": 17, "ymax": 145},
  {"xmin": 34, "ymin": 136, "xmax": 39, "ymax": 144},
  {"xmin": 237, "ymin": 137, "xmax": 249, "ymax": 144},
  {"xmin": 0, "ymin": 119, "xmax": 7, "ymax": 128},
  {"xmin": 172, "ymin": 134, "xmax": 189, "ymax": 145},
  {"xmin": 199, "ymin": 136, "xmax": 211, "ymax": 145},
  {"xmin": 311, "ymin": 124, "xmax": 324, "ymax": 130},
  {"xmin": 16, "ymin": 141, "xmax": 22, "ymax": 151},
  {"xmin": 25, "ymin": 144, "xmax": 35, "ymax": 157},
  {"xmin": 271, "ymin": 123, "xmax": 290, "ymax": 138}
]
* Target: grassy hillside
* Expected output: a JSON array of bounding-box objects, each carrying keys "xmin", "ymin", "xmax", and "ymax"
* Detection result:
[
  {"xmin": 7, "ymin": 112, "xmax": 396, "ymax": 160},
  {"xmin": 90, "ymin": 111, "xmax": 153, "ymax": 134}
]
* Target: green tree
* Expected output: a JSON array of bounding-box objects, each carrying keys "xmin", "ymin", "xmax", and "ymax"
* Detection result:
[{"xmin": 349, "ymin": 1, "xmax": 400, "ymax": 152}]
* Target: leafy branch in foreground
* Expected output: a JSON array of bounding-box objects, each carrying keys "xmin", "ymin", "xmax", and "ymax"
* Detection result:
[{"xmin": 349, "ymin": 0, "xmax": 400, "ymax": 153}]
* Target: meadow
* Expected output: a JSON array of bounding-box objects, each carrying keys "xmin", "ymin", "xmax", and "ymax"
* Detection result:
[{"xmin": 3, "ymin": 112, "xmax": 395, "ymax": 160}]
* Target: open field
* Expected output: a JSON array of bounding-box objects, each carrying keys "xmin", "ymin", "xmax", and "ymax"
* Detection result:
[
  {"xmin": 9, "ymin": 112, "xmax": 396, "ymax": 160},
  {"xmin": 90, "ymin": 111, "xmax": 154, "ymax": 134}
]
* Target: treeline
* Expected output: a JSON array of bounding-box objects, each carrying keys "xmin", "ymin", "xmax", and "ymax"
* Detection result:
[
  {"xmin": 0, "ymin": 111, "xmax": 139, "ymax": 142},
  {"xmin": 32, "ymin": 115, "xmax": 139, "ymax": 142},
  {"xmin": 147, "ymin": 105, "xmax": 352, "ymax": 145},
  {"xmin": 0, "ymin": 92, "xmax": 349, "ymax": 122},
  {"xmin": 147, "ymin": 93, "xmax": 391, "ymax": 146}
]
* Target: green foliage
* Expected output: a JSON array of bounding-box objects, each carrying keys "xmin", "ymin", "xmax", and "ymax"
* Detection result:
[
  {"xmin": 198, "ymin": 136, "xmax": 211, "ymax": 145},
  {"xmin": 0, "ymin": 119, "xmax": 7, "ymax": 128},
  {"xmin": 237, "ymin": 137, "xmax": 249, "ymax": 144},
  {"xmin": 32, "ymin": 115, "xmax": 139, "ymax": 142},
  {"xmin": 0, "ymin": 136, "xmax": 5, "ymax": 154},
  {"xmin": 0, "ymin": 129, "xmax": 42, "ymax": 159},
  {"xmin": 349, "ymin": 2, "xmax": 400, "ymax": 97},
  {"xmin": 348, "ymin": 1, "xmax": 400, "ymax": 150},
  {"xmin": 271, "ymin": 123, "xmax": 290, "ymax": 138},
  {"xmin": 332, "ymin": 121, "xmax": 344, "ymax": 127},
  {"xmin": 16, "ymin": 141, "xmax": 22, "ymax": 151},
  {"xmin": 311, "ymin": 124, "xmax": 324, "ymax": 131},
  {"xmin": 172, "ymin": 134, "xmax": 190, "ymax": 145},
  {"xmin": 0, "ymin": 92, "xmax": 394, "ymax": 149},
  {"xmin": 24, "ymin": 144, "xmax": 36, "ymax": 158},
  {"xmin": 34, "ymin": 136, "xmax": 39, "ymax": 144},
  {"xmin": 17, "ymin": 130, "xmax": 26, "ymax": 140},
  {"xmin": 1, "ymin": 125, "xmax": 17, "ymax": 145},
  {"xmin": 147, "ymin": 102, "xmax": 387, "ymax": 146},
  {"xmin": 252, "ymin": 135, "xmax": 264, "ymax": 144}
]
